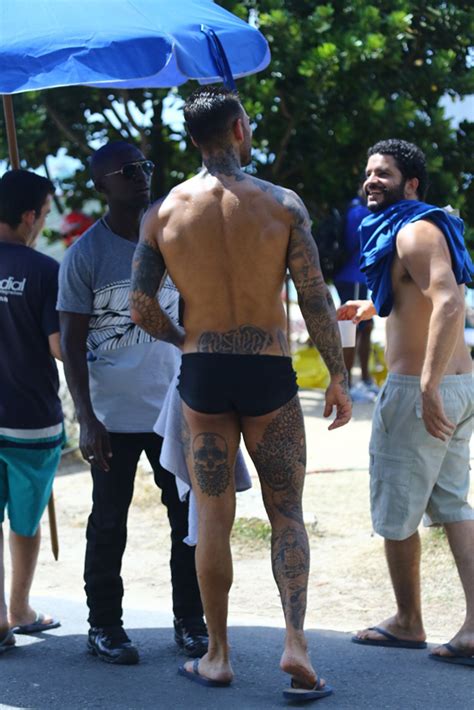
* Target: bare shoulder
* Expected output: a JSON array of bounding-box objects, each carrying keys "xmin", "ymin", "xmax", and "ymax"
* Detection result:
[
  {"xmin": 397, "ymin": 219, "xmax": 449, "ymax": 259},
  {"xmin": 140, "ymin": 183, "xmax": 194, "ymax": 246},
  {"xmin": 250, "ymin": 176, "xmax": 310, "ymax": 226}
]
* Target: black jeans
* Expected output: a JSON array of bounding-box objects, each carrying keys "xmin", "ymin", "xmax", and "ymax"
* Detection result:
[{"xmin": 84, "ymin": 432, "xmax": 203, "ymax": 627}]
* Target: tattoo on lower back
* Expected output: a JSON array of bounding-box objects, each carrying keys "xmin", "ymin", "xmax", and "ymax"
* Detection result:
[
  {"xmin": 197, "ymin": 325, "xmax": 273, "ymax": 355},
  {"xmin": 272, "ymin": 525, "xmax": 309, "ymax": 630},
  {"xmin": 192, "ymin": 433, "xmax": 231, "ymax": 497},
  {"xmin": 252, "ymin": 397, "xmax": 305, "ymax": 492}
]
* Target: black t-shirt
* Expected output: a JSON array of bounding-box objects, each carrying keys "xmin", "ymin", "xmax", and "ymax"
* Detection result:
[{"xmin": 0, "ymin": 242, "xmax": 62, "ymax": 429}]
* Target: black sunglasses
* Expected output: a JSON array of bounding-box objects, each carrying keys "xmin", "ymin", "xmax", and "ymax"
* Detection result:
[{"xmin": 103, "ymin": 160, "xmax": 155, "ymax": 179}]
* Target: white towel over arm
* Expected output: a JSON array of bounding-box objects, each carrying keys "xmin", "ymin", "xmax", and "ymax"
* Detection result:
[{"xmin": 154, "ymin": 371, "xmax": 252, "ymax": 545}]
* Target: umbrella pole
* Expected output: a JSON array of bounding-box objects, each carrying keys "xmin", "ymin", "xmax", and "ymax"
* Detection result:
[
  {"xmin": 2, "ymin": 95, "xmax": 20, "ymax": 169},
  {"xmin": 48, "ymin": 492, "xmax": 59, "ymax": 561}
]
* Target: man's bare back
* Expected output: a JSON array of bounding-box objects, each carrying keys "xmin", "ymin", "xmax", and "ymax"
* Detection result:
[{"xmin": 140, "ymin": 169, "xmax": 297, "ymax": 356}]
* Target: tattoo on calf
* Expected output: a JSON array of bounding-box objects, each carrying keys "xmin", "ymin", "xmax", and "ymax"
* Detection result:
[
  {"xmin": 192, "ymin": 433, "xmax": 231, "ymax": 497},
  {"xmin": 198, "ymin": 325, "xmax": 273, "ymax": 355},
  {"xmin": 252, "ymin": 397, "xmax": 305, "ymax": 492},
  {"xmin": 272, "ymin": 525, "xmax": 309, "ymax": 630}
]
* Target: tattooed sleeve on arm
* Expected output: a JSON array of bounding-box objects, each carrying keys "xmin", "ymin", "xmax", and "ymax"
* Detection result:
[
  {"xmin": 284, "ymin": 191, "xmax": 347, "ymax": 390},
  {"xmin": 130, "ymin": 240, "xmax": 184, "ymax": 348}
]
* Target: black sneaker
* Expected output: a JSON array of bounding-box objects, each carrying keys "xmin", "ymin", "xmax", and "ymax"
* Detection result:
[
  {"xmin": 87, "ymin": 626, "xmax": 139, "ymax": 665},
  {"xmin": 174, "ymin": 617, "xmax": 209, "ymax": 658}
]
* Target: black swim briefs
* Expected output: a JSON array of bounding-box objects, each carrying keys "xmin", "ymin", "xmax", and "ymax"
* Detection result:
[{"xmin": 178, "ymin": 353, "xmax": 298, "ymax": 417}]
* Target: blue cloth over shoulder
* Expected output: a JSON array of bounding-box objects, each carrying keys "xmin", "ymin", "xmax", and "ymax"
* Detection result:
[{"xmin": 359, "ymin": 200, "xmax": 474, "ymax": 317}]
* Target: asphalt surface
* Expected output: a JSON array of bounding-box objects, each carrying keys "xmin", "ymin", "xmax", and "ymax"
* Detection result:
[
  {"xmin": 2, "ymin": 383, "xmax": 473, "ymax": 709},
  {"xmin": 1, "ymin": 596, "xmax": 473, "ymax": 710}
]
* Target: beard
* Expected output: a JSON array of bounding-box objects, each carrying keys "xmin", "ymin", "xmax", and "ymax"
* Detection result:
[{"xmin": 366, "ymin": 180, "xmax": 406, "ymax": 212}]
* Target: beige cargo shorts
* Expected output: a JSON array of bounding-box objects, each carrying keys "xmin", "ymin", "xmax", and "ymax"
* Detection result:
[{"xmin": 369, "ymin": 373, "xmax": 474, "ymax": 540}]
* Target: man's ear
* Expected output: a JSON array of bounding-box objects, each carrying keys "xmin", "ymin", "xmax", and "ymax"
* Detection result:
[
  {"xmin": 21, "ymin": 209, "xmax": 36, "ymax": 230},
  {"xmin": 93, "ymin": 178, "xmax": 106, "ymax": 195},
  {"xmin": 233, "ymin": 117, "xmax": 244, "ymax": 142},
  {"xmin": 405, "ymin": 177, "xmax": 419, "ymax": 199}
]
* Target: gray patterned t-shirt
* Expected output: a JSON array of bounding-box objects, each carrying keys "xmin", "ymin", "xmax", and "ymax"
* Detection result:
[{"xmin": 57, "ymin": 219, "xmax": 180, "ymax": 432}]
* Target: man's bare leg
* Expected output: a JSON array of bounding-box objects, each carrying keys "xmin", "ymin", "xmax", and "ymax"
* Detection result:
[
  {"xmin": 357, "ymin": 321, "xmax": 373, "ymax": 383},
  {"xmin": 8, "ymin": 527, "xmax": 53, "ymax": 628},
  {"xmin": 243, "ymin": 396, "xmax": 321, "ymax": 689},
  {"xmin": 355, "ymin": 532, "xmax": 426, "ymax": 642},
  {"xmin": 431, "ymin": 520, "xmax": 474, "ymax": 657},
  {"xmin": 343, "ymin": 347, "xmax": 355, "ymax": 389},
  {"xmin": 0, "ymin": 525, "xmax": 9, "ymax": 635},
  {"xmin": 181, "ymin": 404, "xmax": 239, "ymax": 684}
]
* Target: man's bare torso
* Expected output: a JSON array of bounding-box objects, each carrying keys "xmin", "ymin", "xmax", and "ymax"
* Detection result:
[
  {"xmin": 386, "ymin": 220, "xmax": 471, "ymax": 376},
  {"xmin": 149, "ymin": 170, "xmax": 293, "ymax": 355}
]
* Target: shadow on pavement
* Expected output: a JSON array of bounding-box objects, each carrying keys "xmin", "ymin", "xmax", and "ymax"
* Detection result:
[{"xmin": 1, "ymin": 625, "xmax": 471, "ymax": 710}]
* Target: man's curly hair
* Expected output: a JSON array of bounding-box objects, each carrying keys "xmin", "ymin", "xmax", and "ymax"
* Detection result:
[{"xmin": 367, "ymin": 139, "xmax": 428, "ymax": 199}]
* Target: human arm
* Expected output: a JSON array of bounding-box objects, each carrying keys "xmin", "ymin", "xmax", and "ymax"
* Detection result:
[
  {"xmin": 59, "ymin": 311, "xmax": 112, "ymax": 470},
  {"xmin": 286, "ymin": 191, "xmax": 351, "ymax": 429},
  {"xmin": 129, "ymin": 208, "xmax": 184, "ymax": 348},
  {"xmin": 48, "ymin": 332, "xmax": 62, "ymax": 360},
  {"xmin": 337, "ymin": 300, "xmax": 377, "ymax": 324},
  {"xmin": 397, "ymin": 221, "xmax": 465, "ymax": 440}
]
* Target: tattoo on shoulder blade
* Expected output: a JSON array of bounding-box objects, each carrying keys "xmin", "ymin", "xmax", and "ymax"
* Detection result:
[
  {"xmin": 197, "ymin": 325, "xmax": 273, "ymax": 355},
  {"xmin": 192, "ymin": 433, "xmax": 231, "ymax": 497}
]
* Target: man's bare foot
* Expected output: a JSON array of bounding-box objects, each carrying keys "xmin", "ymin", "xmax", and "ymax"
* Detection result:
[
  {"xmin": 9, "ymin": 604, "xmax": 54, "ymax": 628},
  {"xmin": 354, "ymin": 614, "xmax": 426, "ymax": 643},
  {"xmin": 9, "ymin": 608, "xmax": 58, "ymax": 632},
  {"xmin": 431, "ymin": 627, "xmax": 474, "ymax": 658},
  {"xmin": 183, "ymin": 652, "xmax": 234, "ymax": 684},
  {"xmin": 280, "ymin": 634, "xmax": 327, "ymax": 691}
]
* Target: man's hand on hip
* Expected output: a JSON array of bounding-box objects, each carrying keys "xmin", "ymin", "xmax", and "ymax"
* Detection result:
[{"xmin": 421, "ymin": 388, "xmax": 455, "ymax": 441}]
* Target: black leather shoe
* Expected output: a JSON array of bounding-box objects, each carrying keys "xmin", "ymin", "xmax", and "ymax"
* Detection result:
[
  {"xmin": 87, "ymin": 626, "xmax": 139, "ymax": 665},
  {"xmin": 174, "ymin": 617, "xmax": 209, "ymax": 658}
]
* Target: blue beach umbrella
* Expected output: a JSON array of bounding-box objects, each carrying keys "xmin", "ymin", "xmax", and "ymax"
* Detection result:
[{"xmin": 0, "ymin": 0, "xmax": 270, "ymax": 164}]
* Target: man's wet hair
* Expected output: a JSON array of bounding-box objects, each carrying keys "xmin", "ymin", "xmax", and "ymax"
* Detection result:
[
  {"xmin": 89, "ymin": 141, "xmax": 138, "ymax": 182},
  {"xmin": 0, "ymin": 170, "xmax": 54, "ymax": 228},
  {"xmin": 367, "ymin": 139, "xmax": 428, "ymax": 199},
  {"xmin": 184, "ymin": 86, "xmax": 243, "ymax": 148}
]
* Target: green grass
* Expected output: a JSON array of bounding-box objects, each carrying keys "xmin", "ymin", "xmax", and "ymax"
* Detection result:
[{"xmin": 232, "ymin": 517, "xmax": 272, "ymax": 547}]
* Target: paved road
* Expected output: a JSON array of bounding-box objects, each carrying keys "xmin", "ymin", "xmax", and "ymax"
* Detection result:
[{"xmin": 1, "ymin": 596, "xmax": 472, "ymax": 709}]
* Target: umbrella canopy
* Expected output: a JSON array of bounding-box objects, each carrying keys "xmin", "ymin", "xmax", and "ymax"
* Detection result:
[{"xmin": 0, "ymin": 0, "xmax": 270, "ymax": 94}]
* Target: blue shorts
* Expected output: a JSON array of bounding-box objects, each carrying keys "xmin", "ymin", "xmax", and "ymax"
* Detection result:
[{"xmin": 0, "ymin": 429, "xmax": 64, "ymax": 537}]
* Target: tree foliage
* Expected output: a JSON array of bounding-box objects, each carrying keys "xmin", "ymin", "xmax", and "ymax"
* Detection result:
[{"xmin": 1, "ymin": 1, "xmax": 473, "ymax": 252}]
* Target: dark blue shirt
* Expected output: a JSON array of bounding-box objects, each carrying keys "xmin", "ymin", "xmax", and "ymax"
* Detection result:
[
  {"xmin": 0, "ymin": 242, "xmax": 62, "ymax": 429},
  {"xmin": 334, "ymin": 198, "xmax": 370, "ymax": 283}
]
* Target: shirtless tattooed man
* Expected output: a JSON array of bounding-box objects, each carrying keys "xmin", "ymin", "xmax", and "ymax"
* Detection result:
[
  {"xmin": 130, "ymin": 87, "xmax": 351, "ymax": 700},
  {"xmin": 338, "ymin": 139, "xmax": 474, "ymax": 666}
]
